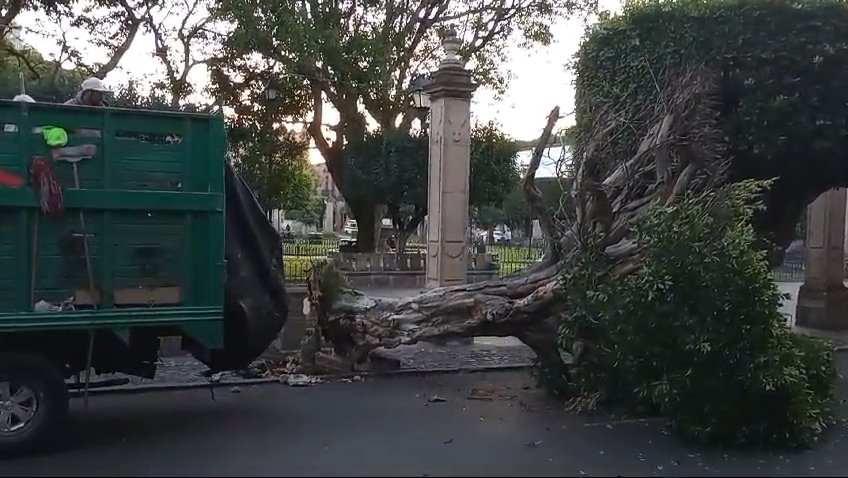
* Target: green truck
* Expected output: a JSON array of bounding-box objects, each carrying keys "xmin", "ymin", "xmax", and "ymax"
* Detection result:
[{"xmin": 0, "ymin": 100, "xmax": 288, "ymax": 454}]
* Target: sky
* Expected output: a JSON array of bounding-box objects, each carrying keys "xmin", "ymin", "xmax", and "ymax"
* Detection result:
[{"xmin": 16, "ymin": 0, "xmax": 623, "ymax": 174}]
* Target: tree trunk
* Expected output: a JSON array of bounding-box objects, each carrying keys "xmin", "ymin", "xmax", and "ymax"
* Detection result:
[
  {"xmin": 396, "ymin": 230, "xmax": 413, "ymax": 254},
  {"xmin": 374, "ymin": 205, "xmax": 386, "ymax": 253},
  {"xmin": 350, "ymin": 202, "xmax": 381, "ymax": 252},
  {"xmin": 307, "ymin": 260, "xmax": 565, "ymax": 371},
  {"xmin": 487, "ymin": 227, "xmax": 495, "ymax": 245}
]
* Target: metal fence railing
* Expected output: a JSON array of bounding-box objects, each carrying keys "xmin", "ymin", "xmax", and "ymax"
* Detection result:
[
  {"xmin": 283, "ymin": 257, "xmax": 326, "ymax": 284},
  {"xmin": 773, "ymin": 261, "xmax": 805, "ymax": 283},
  {"xmin": 280, "ymin": 237, "xmax": 549, "ymax": 283},
  {"xmin": 282, "ymin": 238, "xmax": 339, "ymax": 257},
  {"xmin": 282, "ymin": 236, "xmax": 805, "ymax": 284}
]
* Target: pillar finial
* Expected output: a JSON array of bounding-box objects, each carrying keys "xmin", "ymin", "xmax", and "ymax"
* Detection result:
[{"xmin": 439, "ymin": 28, "xmax": 463, "ymax": 69}]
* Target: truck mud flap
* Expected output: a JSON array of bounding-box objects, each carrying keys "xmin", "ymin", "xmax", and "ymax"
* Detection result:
[{"xmin": 196, "ymin": 164, "xmax": 287, "ymax": 371}]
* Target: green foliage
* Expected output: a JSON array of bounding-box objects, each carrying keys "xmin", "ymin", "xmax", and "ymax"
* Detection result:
[
  {"xmin": 343, "ymin": 130, "xmax": 428, "ymax": 215},
  {"xmin": 231, "ymin": 126, "xmax": 315, "ymax": 214},
  {"xmin": 342, "ymin": 123, "xmax": 519, "ymax": 245},
  {"xmin": 474, "ymin": 205, "xmax": 507, "ymax": 229},
  {"xmin": 470, "ymin": 123, "xmax": 521, "ymax": 208},
  {"xmin": 559, "ymin": 181, "xmax": 835, "ymax": 447},
  {"xmin": 217, "ymin": 0, "xmax": 580, "ymax": 127},
  {"xmin": 502, "ymin": 177, "xmax": 569, "ymax": 234},
  {"xmin": 0, "ymin": 46, "xmax": 84, "ymax": 102},
  {"xmin": 287, "ymin": 194, "xmax": 326, "ymax": 227},
  {"xmin": 574, "ymin": 0, "xmax": 848, "ymax": 240}
]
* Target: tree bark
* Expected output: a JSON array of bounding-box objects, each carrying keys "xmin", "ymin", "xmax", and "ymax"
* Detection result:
[
  {"xmin": 350, "ymin": 202, "xmax": 377, "ymax": 252},
  {"xmin": 307, "ymin": 261, "xmax": 565, "ymax": 371}
]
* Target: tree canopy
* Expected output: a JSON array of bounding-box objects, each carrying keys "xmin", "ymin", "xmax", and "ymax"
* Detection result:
[
  {"xmin": 215, "ymin": 0, "xmax": 589, "ymax": 250},
  {"xmin": 341, "ymin": 123, "xmax": 519, "ymax": 250},
  {"xmin": 574, "ymin": 0, "xmax": 848, "ymax": 252}
]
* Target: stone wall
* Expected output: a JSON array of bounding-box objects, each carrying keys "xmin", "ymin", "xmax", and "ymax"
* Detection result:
[
  {"xmin": 344, "ymin": 270, "xmax": 498, "ymax": 289},
  {"xmin": 332, "ymin": 252, "xmax": 497, "ymax": 272},
  {"xmin": 330, "ymin": 251, "xmax": 499, "ymax": 290}
]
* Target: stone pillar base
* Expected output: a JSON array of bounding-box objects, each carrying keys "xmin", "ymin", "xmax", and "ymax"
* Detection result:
[{"xmin": 795, "ymin": 285, "xmax": 848, "ymax": 330}]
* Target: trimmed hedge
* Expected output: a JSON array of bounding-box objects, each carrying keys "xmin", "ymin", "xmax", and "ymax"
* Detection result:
[{"xmin": 574, "ymin": 0, "xmax": 848, "ymax": 246}]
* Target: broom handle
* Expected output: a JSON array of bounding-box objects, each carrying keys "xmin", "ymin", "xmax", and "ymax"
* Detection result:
[
  {"xmin": 73, "ymin": 164, "xmax": 97, "ymax": 307},
  {"xmin": 30, "ymin": 213, "xmax": 38, "ymax": 309}
]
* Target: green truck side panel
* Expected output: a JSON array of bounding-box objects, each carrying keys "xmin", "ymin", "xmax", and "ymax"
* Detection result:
[{"xmin": 0, "ymin": 100, "xmax": 226, "ymax": 347}]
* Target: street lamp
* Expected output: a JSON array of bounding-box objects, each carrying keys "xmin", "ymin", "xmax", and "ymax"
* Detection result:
[
  {"xmin": 409, "ymin": 74, "xmax": 431, "ymax": 131},
  {"xmin": 261, "ymin": 85, "xmax": 279, "ymax": 102}
]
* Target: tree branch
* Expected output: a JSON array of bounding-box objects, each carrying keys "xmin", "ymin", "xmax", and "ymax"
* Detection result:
[
  {"xmin": 0, "ymin": 0, "xmax": 24, "ymax": 40},
  {"xmin": 93, "ymin": 0, "xmax": 150, "ymax": 79},
  {"xmin": 1, "ymin": 44, "xmax": 40, "ymax": 78},
  {"xmin": 523, "ymin": 106, "xmax": 562, "ymax": 258}
]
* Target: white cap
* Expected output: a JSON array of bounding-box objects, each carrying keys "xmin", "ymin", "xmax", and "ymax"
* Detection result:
[
  {"xmin": 80, "ymin": 77, "xmax": 110, "ymax": 93},
  {"xmin": 12, "ymin": 94, "xmax": 35, "ymax": 103}
]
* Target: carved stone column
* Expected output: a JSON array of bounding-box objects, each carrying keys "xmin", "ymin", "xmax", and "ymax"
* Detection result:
[{"xmin": 425, "ymin": 32, "xmax": 477, "ymax": 288}]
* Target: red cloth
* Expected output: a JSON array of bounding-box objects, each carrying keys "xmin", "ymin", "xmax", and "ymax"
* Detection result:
[
  {"xmin": 0, "ymin": 168, "xmax": 24, "ymax": 188},
  {"xmin": 30, "ymin": 157, "xmax": 64, "ymax": 215}
]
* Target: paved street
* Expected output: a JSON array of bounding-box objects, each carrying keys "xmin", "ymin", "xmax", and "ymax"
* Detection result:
[{"xmin": 3, "ymin": 356, "xmax": 848, "ymax": 477}]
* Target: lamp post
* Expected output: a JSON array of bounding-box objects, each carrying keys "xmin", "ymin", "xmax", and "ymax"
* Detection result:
[
  {"xmin": 260, "ymin": 84, "xmax": 279, "ymax": 224},
  {"xmin": 409, "ymin": 74, "xmax": 431, "ymax": 131}
]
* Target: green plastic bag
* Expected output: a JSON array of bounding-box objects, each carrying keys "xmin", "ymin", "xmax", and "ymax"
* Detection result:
[{"xmin": 42, "ymin": 126, "xmax": 68, "ymax": 147}]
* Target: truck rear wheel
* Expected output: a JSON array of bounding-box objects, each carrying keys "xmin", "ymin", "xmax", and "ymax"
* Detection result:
[{"xmin": 0, "ymin": 353, "xmax": 68, "ymax": 456}]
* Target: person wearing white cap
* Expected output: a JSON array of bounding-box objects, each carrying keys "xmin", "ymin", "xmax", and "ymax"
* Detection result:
[{"xmin": 65, "ymin": 77, "xmax": 111, "ymax": 107}]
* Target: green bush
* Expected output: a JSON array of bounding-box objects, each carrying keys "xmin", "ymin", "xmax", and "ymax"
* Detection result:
[
  {"xmin": 574, "ymin": 0, "xmax": 848, "ymax": 245},
  {"xmin": 560, "ymin": 181, "xmax": 835, "ymax": 447}
]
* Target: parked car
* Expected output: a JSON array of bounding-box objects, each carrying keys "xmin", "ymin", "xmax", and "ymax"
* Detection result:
[
  {"xmin": 477, "ymin": 229, "xmax": 512, "ymax": 244},
  {"xmin": 343, "ymin": 219, "xmax": 358, "ymax": 236}
]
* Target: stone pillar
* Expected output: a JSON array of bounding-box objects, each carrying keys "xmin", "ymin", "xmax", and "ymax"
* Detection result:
[
  {"xmin": 425, "ymin": 31, "xmax": 477, "ymax": 288},
  {"xmin": 323, "ymin": 198, "xmax": 334, "ymax": 232},
  {"xmin": 796, "ymin": 188, "xmax": 848, "ymax": 329}
]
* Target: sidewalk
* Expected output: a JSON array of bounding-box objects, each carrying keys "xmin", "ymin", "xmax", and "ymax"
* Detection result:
[{"xmin": 80, "ymin": 338, "xmax": 536, "ymax": 391}]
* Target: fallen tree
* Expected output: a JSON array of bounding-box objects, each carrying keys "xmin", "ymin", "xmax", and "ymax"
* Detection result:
[
  {"xmin": 306, "ymin": 68, "xmax": 726, "ymax": 373},
  {"xmin": 302, "ymin": 0, "xmax": 848, "ymax": 447}
]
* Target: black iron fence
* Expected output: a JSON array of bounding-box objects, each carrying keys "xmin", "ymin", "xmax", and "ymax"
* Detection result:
[
  {"xmin": 281, "ymin": 236, "xmax": 547, "ymax": 283},
  {"xmin": 773, "ymin": 261, "xmax": 805, "ymax": 283},
  {"xmin": 282, "ymin": 236, "xmax": 804, "ymax": 284},
  {"xmin": 282, "ymin": 238, "xmax": 339, "ymax": 257}
]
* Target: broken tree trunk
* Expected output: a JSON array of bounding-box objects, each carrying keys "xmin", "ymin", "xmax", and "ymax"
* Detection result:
[
  {"xmin": 307, "ymin": 260, "xmax": 566, "ymax": 370},
  {"xmin": 306, "ymin": 68, "xmax": 731, "ymax": 375}
]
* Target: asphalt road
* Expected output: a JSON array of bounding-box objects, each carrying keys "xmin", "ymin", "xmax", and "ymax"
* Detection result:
[{"xmin": 2, "ymin": 362, "xmax": 848, "ymax": 477}]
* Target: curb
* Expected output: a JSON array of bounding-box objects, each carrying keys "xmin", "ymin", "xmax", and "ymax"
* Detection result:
[
  {"xmin": 68, "ymin": 377, "xmax": 279, "ymax": 397},
  {"xmin": 69, "ymin": 363, "xmax": 535, "ymax": 397}
]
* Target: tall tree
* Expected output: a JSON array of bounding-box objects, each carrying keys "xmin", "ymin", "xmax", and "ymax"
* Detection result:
[
  {"xmin": 0, "ymin": 0, "xmax": 72, "ymax": 41},
  {"xmin": 229, "ymin": 123, "xmax": 313, "ymax": 218},
  {"xmin": 343, "ymin": 123, "xmax": 519, "ymax": 252},
  {"xmin": 144, "ymin": 0, "xmax": 221, "ymax": 107},
  {"xmin": 71, "ymin": 0, "xmax": 153, "ymax": 79},
  {"xmin": 12, "ymin": 0, "xmax": 152, "ymax": 83},
  {"xmin": 287, "ymin": 194, "xmax": 326, "ymax": 229},
  {"xmin": 216, "ymin": 0, "xmax": 589, "ymax": 250},
  {"xmin": 0, "ymin": 40, "xmax": 84, "ymax": 101},
  {"xmin": 211, "ymin": 50, "xmax": 314, "ymax": 217},
  {"xmin": 502, "ymin": 176, "xmax": 568, "ymax": 238}
]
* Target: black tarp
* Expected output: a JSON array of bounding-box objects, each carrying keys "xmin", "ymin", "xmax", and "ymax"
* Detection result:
[{"xmin": 194, "ymin": 163, "xmax": 288, "ymax": 371}]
